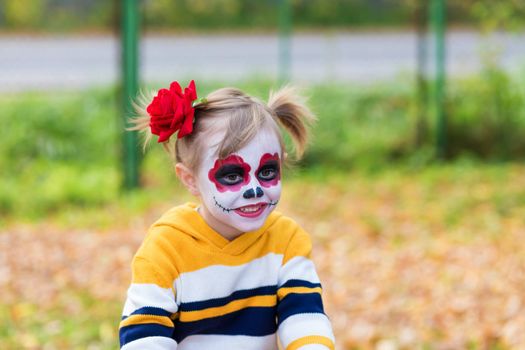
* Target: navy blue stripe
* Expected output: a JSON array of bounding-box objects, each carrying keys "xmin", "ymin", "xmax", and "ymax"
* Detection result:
[
  {"xmin": 279, "ymin": 279, "xmax": 322, "ymax": 289},
  {"xmin": 179, "ymin": 285, "xmax": 277, "ymax": 312},
  {"xmin": 277, "ymin": 292, "xmax": 324, "ymax": 326},
  {"xmin": 119, "ymin": 323, "xmax": 174, "ymax": 347},
  {"xmin": 173, "ymin": 306, "xmax": 276, "ymax": 343},
  {"xmin": 121, "ymin": 307, "xmax": 173, "ymax": 320}
]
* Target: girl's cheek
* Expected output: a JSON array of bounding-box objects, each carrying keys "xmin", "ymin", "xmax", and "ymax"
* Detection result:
[
  {"xmin": 201, "ymin": 179, "xmax": 243, "ymax": 209},
  {"xmin": 216, "ymin": 190, "xmax": 241, "ymax": 207},
  {"xmin": 263, "ymin": 183, "xmax": 282, "ymax": 201}
]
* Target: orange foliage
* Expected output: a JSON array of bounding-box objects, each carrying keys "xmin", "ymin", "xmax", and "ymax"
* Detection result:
[{"xmin": 1, "ymin": 165, "xmax": 524, "ymax": 349}]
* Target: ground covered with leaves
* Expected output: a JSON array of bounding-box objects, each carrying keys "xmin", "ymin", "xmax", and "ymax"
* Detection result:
[{"xmin": 1, "ymin": 163, "xmax": 524, "ymax": 349}]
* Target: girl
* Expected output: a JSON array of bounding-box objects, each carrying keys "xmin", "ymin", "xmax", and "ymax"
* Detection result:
[{"xmin": 119, "ymin": 80, "xmax": 335, "ymax": 349}]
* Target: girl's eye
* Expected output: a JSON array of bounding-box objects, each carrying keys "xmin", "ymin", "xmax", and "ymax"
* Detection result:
[
  {"xmin": 258, "ymin": 167, "xmax": 278, "ymax": 181},
  {"xmin": 214, "ymin": 164, "xmax": 246, "ymax": 186},
  {"xmin": 222, "ymin": 173, "xmax": 243, "ymax": 185}
]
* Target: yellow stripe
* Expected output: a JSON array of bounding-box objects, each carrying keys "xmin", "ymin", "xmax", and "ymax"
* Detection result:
[
  {"xmin": 131, "ymin": 204, "xmax": 314, "ymax": 288},
  {"xmin": 287, "ymin": 335, "xmax": 334, "ymax": 350},
  {"xmin": 282, "ymin": 229, "xmax": 312, "ymax": 265},
  {"xmin": 131, "ymin": 257, "xmax": 176, "ymax": 288},
  {"xmin": 179, "ymin": 295, "xmax": 276, "ymax": 322},
  {"xmin": 138, "ymin": 207, "xmax": 301, "ymax": 275},
  {"xmin": 119, "ymin": 314, "xmax": 174, "ymax": 329},
  {"xmin": 277, "ymin": 286, "xmax": 322, "ymax": 300}
]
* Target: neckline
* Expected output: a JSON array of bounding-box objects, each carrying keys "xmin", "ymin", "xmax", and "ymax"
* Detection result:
[{"xmin": 180, "ymin": 202, "xmax": 280, "ymax": 255}]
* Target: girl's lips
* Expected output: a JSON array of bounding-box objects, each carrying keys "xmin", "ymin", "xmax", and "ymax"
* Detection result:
[{"xmin": 234, "ymin": 203, "xmax": 268, "ymax": 218}]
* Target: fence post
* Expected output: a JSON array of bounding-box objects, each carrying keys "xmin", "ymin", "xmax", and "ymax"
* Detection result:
[
  {"xmin": 430, "ymin": 0, "xmax": 447, "ymax": 158},
  {"xmin": 121, "ymin": 0, "xmax": 140, "ymax": 189},
  {"xmin": 278, "ymin": 0, "xmax": 292, "ymax": 84},
  {"xmin": 415, "ymin": 0, "xmax": 429, "ymax": 147}
]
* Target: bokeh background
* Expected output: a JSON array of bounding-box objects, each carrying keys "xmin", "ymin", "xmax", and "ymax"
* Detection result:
[{"xmin": 1, "ymin": 1, "xmax": 525, "ymax": 349}]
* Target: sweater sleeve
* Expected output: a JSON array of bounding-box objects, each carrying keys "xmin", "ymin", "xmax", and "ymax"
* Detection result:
[
  {"xmin": 276, "ymin": 227, "xmax": 335, "ymax": 350},
  {"xmin": 119, "ymin": 256, "xmax": 178, "ymax": 349}
]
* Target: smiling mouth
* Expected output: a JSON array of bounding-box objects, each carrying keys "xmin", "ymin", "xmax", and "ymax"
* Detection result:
[
  {"xmin": 235, "ymin": 203, "xmax": 268, "ymax": 218},
  {"xmin": 213, "ymin": 197, "xmax": 279, "ymax": 218}
]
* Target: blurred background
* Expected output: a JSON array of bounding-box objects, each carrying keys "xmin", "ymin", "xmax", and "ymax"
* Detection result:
[{"xmin": 1, "ymin": 0, "xmax": 525, "ymax": 349}]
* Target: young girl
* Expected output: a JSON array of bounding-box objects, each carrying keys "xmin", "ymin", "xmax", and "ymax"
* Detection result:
[{"xmin": 119, "ymin": 80, "xmax": 335, "ymax": 349}]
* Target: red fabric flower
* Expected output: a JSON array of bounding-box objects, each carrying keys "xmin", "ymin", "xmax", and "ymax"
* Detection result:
[{"xmin": 146, "ymin": 80, "xmax": 198, "ymax": 142}]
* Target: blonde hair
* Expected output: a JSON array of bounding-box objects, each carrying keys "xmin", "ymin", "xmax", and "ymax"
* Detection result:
[{"xmin": 129, "ymin": 85, "xmax": 316, "ymax": 173}]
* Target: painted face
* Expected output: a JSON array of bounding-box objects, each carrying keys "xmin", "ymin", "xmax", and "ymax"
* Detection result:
[{"xmin": 196, "ymin": 128, "xmax": 282, "ymax": 235}]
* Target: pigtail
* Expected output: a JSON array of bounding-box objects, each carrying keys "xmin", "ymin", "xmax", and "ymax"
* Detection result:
[{"xmin": 268, "ymin": 85, "xmax": 316, "ymax": 160}]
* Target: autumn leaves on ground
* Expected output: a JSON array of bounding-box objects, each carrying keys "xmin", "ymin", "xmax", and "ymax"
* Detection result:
[{"xmin": 1, "ymin": 163, "xmax": 524, "ymax": 349}]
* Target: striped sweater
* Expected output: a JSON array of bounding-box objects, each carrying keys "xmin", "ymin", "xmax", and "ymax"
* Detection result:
[{"xmin": 119, "ymin": 202, "xmax": 334, "ymax": 349}]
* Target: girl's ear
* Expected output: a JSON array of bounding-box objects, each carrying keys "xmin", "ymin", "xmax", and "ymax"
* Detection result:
[{"xmin": 175, "ymin": 163, "xmax": 200, "ymax": 196}]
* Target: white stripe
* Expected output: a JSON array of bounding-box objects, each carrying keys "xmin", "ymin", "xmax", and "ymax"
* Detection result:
[
  {"xmin": 278, "ymin": 256, "xmax": 321, "ymax": 287},
  {"xmin": 278, "ymin": 313, "xmax": 334, "ymax": 348},
  {"xmin": 123, "ymin": 283, "xmax": 178, "ymax": 317},
  {"xmin": 121, "ymin": 336, "xmax": 177, "ymax": 350},
  {"xmin": 175, "ymin": 253, "xmax": 283, "ymax": 303},
  {"xmin": 178, "ymin": 334, "xmax": 277, "ymax": 350}
]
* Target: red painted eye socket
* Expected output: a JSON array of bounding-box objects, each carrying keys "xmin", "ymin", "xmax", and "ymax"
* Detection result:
[
  {"xmin": 208, "ymin": 154, "xmax": 251, "ymax": 192},
  {"xmin": 256, "ymin": 153, "xmax": 280, "ymax": 187}
]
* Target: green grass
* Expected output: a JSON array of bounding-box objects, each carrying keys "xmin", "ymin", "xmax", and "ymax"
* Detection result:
[{"xmin": 0, "ymin": 73, "xmax": 524, "ymax": 222}]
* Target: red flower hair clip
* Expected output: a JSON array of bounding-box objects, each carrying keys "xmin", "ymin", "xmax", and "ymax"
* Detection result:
[{"xmin": 146, "ymin": 80, "xmax": 205, "ymax": 142}]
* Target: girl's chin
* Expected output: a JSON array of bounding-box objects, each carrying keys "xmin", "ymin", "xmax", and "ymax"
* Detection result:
[{"xmin": 225, "ymin": 214, "xmax": 270, "ymax": 233}]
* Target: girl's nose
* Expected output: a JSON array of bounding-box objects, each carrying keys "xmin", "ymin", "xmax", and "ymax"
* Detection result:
[{"xmin": 243, "ymin": 186, "xmax": 264, "ymax": 199}]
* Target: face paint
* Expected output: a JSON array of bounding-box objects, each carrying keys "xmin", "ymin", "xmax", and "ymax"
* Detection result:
[
  {"xmin": 196, "ymin": 128, "xmax": 282, "ymax": 236},
  {"xmin": 208, "ymin": 155, "xmax": 251, "ymax": 193},
  {"xmin": 256, "ymin": 153, "xmax": 281, "ymax": 188}
]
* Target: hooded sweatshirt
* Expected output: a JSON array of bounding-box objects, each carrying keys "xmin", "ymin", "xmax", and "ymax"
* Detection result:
[{"xmin": 119, "ymin": 202, "xmax": 334, "ymax": 349}]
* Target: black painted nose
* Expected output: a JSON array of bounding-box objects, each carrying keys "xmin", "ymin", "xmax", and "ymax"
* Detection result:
[{"xmin": 243, "ymin": 187, "xmax": 264, "ymax": 199}]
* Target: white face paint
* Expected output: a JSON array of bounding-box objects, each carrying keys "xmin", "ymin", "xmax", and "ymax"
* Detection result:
[{"xmin": 195, "ymin": 128, "xmax": 282, "ymax": 236}]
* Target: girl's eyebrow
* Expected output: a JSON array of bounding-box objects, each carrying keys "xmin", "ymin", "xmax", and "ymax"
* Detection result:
[
  {"xmin": 259, "ymin": 160, "xmax": 279, "ymax": 166},
  {"xmin": 258, "ymin": 160, "xmax": 280, "ymax": 171},
  {"xmin": 214, "ymin": 164, "xmax": 246, "ymax": 175}
]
